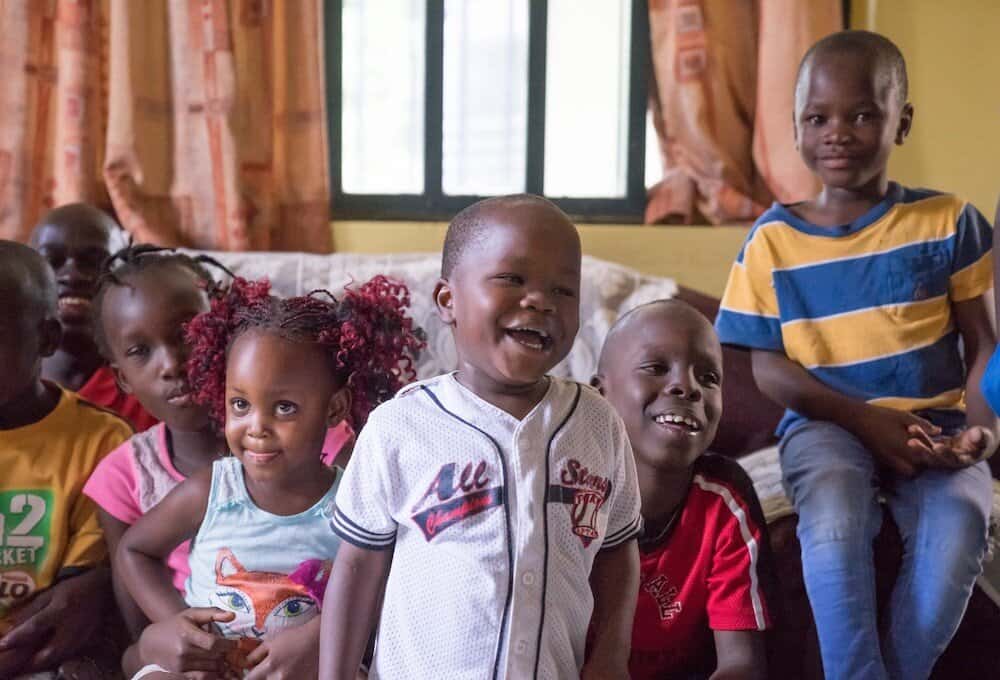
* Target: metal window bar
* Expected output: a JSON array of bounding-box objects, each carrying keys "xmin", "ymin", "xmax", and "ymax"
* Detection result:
[{"xmin": 327, "ymin": 0, "xmax": 652, "ymax": 223}]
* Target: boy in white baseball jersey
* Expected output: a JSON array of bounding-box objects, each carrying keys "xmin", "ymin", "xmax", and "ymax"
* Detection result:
[{"xmin": 320, "ymin": 195, "xmax": 643, "ymax": 680}]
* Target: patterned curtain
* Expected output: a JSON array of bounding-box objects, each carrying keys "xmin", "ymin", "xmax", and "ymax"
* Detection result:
[
  {"xmin": 0, "ymin": 0, "xmax": 330, "ymax": 252},
  {"xmin": 646, "ymin": 0, "xmax": 843, "ymax": 225}
]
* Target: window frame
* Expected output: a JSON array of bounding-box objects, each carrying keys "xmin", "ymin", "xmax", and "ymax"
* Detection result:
[{"xmin": 325, "ymin": 0, "xmax": 652, "ymax": 223}]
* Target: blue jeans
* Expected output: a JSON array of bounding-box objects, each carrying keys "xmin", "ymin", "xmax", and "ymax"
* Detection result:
[{"xmin": 780, "ymin": 420, "xmax": 992, "ymax": 680}]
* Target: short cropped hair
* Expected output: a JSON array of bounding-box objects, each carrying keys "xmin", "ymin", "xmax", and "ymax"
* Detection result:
[
  {"xmin": 0, "ymin": 240, "xmax": 58, "ymax": 319},
  {"xmin": 596, "ymin": 298, "xmax": 701, "ymax": 374},
  {"xmin": 441, "ymin": 194, "xmax": 567, "ymax": 278},
  {"xmin": 795, "ymin": 30, "xmax": 908, "ymax": 109}
]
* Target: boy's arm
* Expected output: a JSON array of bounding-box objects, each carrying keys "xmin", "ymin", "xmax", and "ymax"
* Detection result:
[
  {"xmin": 710, "ymin": 630, "xmax": 767, "ymax": 680},
  {"xmin": 319, "ymin": 542, "xmax": 392, "ymax": 680},
  {"xmin": 939, "ymin": 295, "xmax": 999, "ymax": 467},
  {"xmin": 581, "ymin": 539, "xmax": 639, "ymax": 679},
  {"xmin": 751, "ymin": 349, "xmax": 938, "ymax": 476}
]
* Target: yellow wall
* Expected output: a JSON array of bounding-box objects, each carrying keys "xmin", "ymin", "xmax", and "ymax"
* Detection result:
[
  {"xmin": 852, "ymin": 0, "xmax": 1000, "ymax": 217},
  {"xmin": 332, "ymin": 221, "xmax": 748, "ymax": 297}
]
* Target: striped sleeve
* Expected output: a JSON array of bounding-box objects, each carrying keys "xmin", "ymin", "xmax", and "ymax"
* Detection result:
[
  {"xmin": 701, "ymin": 458, "xmax": 776, "ymax": 631},
  {"xmin": 601, "ymin": 414, "xmax": 642, "ymax": 550},
  {"xmin": 715, "ymin": 225, "xmax": 784, "ymax": 352},
  {"xmin": 949, "ymin": 202, "xmax": 993, "ymax": 301},
  {"xmin": 330, "ymin": 415, "xmax": 397, "ymax": 551}
]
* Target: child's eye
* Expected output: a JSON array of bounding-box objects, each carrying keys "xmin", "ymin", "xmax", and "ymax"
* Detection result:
[
  {"xmin": 553, "ymin": 286, "xmax": 577, "ymax": 298},
  {"xmin": 700, "ymin": 371, "xmax": 722, "ymax": 387},
  {"xmin": 639, "ymin": 363, "xmax": 667, "ymax": 376},
  {"xmin": 495, "ymin": 273, "xmax": 523, "ymax": 285},
  {"xmin": 275, "ymin": 401, "xmax": 298, "ymax": 417},
  {"xmin": 805, "ymin": 114, "xmax": 824, "ymax": 126},
  {"xmin": 854, "ymin": 111, "xmax": 874, "ymax": 124},
  {"xmin": 125, "ymin": 345, "xmax": 149, "ymax": 360},
  {"xmin": 229, "ymin": 397, "xmax": 250, "ymax": 414}
]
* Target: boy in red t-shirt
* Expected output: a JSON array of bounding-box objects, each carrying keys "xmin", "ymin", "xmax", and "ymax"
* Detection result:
[
  {"xmin": 593, "ymin": 299, "xmax": 777, "ymax": 679},
  {"xmin": 30, "ymin": 204, "xmax": 157, "ymax": 432}
]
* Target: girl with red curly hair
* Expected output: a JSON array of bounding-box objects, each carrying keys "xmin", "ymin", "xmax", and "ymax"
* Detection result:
[{"xmin": 116, "ymin": 276, "xmax": 423, "ymax": 680}]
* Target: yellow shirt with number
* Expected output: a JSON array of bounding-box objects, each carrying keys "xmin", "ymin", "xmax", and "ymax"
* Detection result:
[{"xmin": 0, "ymin": 386, "xmax": 131, "ymax": 619}]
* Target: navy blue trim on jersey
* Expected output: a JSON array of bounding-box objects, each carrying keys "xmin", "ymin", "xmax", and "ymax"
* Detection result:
[
  {"xmin": 532, "ymin": 383, "xmax": 582, "ymax": 679},
  {"xmin": 601, "ymin": 514, "xmax": 642, "ymax": 550},
  {"xmin": 420, "ymin": 385, "xmax": 514, "ymax": 680},
  {"xmin": 330, "ymin": 506, "xmax": 396, "ymax": 551}
]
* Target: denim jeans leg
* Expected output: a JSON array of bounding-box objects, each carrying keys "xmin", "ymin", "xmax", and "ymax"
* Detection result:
[
  {"xmin": 779, "ymin": 421, "xmax": 887, "ymax": 680},
  {"xmin": 881, "ymin": 461, "xmax": 992, "ymax": 680}
]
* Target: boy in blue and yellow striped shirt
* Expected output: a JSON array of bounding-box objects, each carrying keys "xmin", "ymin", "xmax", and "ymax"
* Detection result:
[{"xmin": 716, "ymin": 30, "xmax": 995, "ymax": 680}]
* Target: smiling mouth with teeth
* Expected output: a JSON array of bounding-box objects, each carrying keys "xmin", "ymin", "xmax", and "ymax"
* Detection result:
[
  {"xmin": 58, "ymin": 296, "xmax": 92, "ymax": 311},
  {"xmin": 506, "ymin": 327, "xmax": 552, "ymax": 351},
  {"xmin": 654, "ymin": 413, "xmax": 702, "ymax": 434}
]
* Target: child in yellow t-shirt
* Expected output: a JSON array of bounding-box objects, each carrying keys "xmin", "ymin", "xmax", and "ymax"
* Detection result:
[{"xmin": 0, "ymin": 241, "xmax": 131, "ymax": 677}]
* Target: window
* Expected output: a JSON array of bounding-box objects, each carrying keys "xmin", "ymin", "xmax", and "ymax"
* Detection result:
[{"xmin": 327, "ymin": 0, "xmax": 651, "ymax": 222}]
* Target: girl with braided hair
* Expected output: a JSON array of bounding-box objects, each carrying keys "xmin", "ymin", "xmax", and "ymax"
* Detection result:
[
  {"xmin": 81, "ymin": 244, "xmax": 235, "ymax": 674},
  {"xmin": 116, "ymin": 275, "xmax": 423, "ymax": 680}
]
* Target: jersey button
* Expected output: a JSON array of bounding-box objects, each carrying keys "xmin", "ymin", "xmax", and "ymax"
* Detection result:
[{"xmin": 522, "ymin": 571, "xmax": 536, "ymax": 586}]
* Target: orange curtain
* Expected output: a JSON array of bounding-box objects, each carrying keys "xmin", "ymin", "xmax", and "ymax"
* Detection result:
[
  {"xmin": 0, "ymin": 0, "xmax": 108, "ymax": 243},
  {"xmin": 0, "ymin": 0, "xmax": 330, "ymax": 251},
  {"xmin": 646, "ymin": 0, "xmax": 842, "ymax": 225}
]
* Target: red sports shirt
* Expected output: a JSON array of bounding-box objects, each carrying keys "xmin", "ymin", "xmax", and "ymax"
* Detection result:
[{"xmin": 629, "ymin": 454, "xmax": 776, "ymax": 679}]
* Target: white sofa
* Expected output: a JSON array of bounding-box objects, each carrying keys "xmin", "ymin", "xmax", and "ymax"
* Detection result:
[{"xmin": 190, "ymin": 250, "xmax": 678, "ymax": 384}]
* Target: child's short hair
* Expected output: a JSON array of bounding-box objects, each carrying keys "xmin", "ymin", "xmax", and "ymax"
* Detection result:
[
  {"xmin": 91, "ymin": 244, "xmax": 229, "ymax": 360},
  {"xmin": 0, "ymin": 240, "xmax": 58, "ymax": 318},
  {"xmin": 795, "ymin": 30, "xmax": 908, "ymax": 108},
  {"xmin": 31, "ymin": 202, "xmax": 128, "ymax": 252},
  {"xmin": 184, "ymin": 276, "xmax": 425, "ymax": 429},
  {"xmin": 441, "ymin": 194, "xmax": 568, "ymax": 278}
]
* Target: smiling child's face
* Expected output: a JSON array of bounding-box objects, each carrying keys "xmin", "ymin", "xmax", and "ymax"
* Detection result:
[
  {"xmin": 435, "ymin": 201, "xmax": 581, "ymax": 405},
  {"xmin": 794, "ymin": 50, "xmax": 911, "ymax": 194},
  {"xmin": 225, "ymin": 330, "xmax": 344, "ymax": 484},
  {"xmin": 597, "ymin": 302, "xmax": 723, "ymax": 472},
  {"xmin": 31, "ymin": 218, "xmax": 114, "ymax": 342}
]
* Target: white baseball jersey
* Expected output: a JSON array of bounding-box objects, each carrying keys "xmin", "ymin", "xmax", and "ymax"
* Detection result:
[{"xmin": 332, "ymin": 373, "xmax": 642, "ymax": 680}]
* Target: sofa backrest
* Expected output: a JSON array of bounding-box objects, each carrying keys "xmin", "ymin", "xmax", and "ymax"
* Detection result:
[{"xmin": 188, "ymin": 250, "xmax": 679, "ymax": 384}]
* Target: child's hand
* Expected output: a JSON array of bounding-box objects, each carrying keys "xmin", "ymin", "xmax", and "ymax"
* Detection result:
[
  {"xmin": 927, "ymin": 426, "xmax": 997, "ymax": 468},
  {"xmin": 136, "ymin": 607, "xmax": 238, "ymax": 679},
  {"xmin": 0, "ymin": 567, "xmax": 107, "ymax": 674},
  {"xmin": 244, "ymin": 618, "xmax": 320, "ymax": 680},
  {"xmin": 853, "ymin": 405, "xmax": 940, "ymax": 477}
]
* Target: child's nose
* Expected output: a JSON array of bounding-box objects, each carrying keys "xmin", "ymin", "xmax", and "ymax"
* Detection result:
[
  {"xmin": 665, "ymin": 372, "xmax": 701, "ymax": 401},
  {"xmin": 521, "ymin": 288, "xmax": 555, "ymax": 312},
  {"xmin": 823, "ymin": 119, "xmax": 852, "ymax": 144},
  {"xmin": 160, "ymin": 348, "xmax": 183, "ymax": 378},
  {"xmin": 248, "ymin": 412, "xmax": 271, "ymax": 437}
]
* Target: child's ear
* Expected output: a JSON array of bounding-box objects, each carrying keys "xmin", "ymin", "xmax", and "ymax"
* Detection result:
[
  {"xmin": 38, "ymin": 318, "xmax": 61, "ymax": 359},
  {"xmin": 590, "ymin": 374, "xmax": 606, "ymax": 396},
  {"xmin": 326, "ymin": 386, "xmax": 352, "ymax": 426},
  {"xmin": 895, "ymin": 102, "xmax": 914, "ymax": 144},
  {"xmin": 111, "ymin": 364, "xmax": 134, "ymax": 395},
  {"xmin": 434, "ymin": 278, "xmax": 456, "ymax": 324}
]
